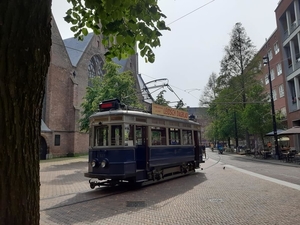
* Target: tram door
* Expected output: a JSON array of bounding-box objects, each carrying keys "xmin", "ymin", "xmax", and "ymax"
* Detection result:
[
  {"xmin": 193, "ymin": 131, "xmax": 200, "ymax": 164},
  {"xmin": 135, "ymin": 126, "xmax": 148, "ymax": 169}
]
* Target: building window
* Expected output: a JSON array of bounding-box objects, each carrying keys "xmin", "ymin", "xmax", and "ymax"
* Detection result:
[
  {"xmin": 54, "ymin": 135, "xmax": 60, "ymax": 146},
  {"xmin": 88, "ymin": 54, "xmax": 105, "ymax": 86},
  {"xmin": 279, "ymin": 84, "xmax": 285, "ymax": 98},
  {"xmin": 265, "ymin": 74, "xmax": 269, "ymax": 85},
  {"xmin": 274, "ymin": 42, "xmax": 280, "ymax": 54},
  {"xmin": 258, "ymin": 62, "xmax": 262, "ymax": 70},
  {"xmin": 268, "ymin": 49, "xmax": 273, "ymax": 61},
  {"xmin": 270, "ymin": 69, "xmax": 275, "ymax": 80},
  {"xmin": 281, "ymin": 107, "xmax": 286, "ymax": 118},
  {"xmin": 277, "ymin": 63, "xmax": 282, "ymax": 75},
  {"xmin": 273, "ymin": 90, "xmax": 277, "ymax": 100},
  {"xmin": 261, "ymin": 78, "xmax": 264, "ymax": 86}
]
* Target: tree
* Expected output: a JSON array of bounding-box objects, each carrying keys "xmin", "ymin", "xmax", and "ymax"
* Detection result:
[
  {"xmin": 80, "ymin": 62, "xmax": 140, "ymax": 132},
  {"xmin": 174, "ymin": 100, "xmax": 185, "ymax": 109},
  {"xmin": 199, "ymin": 72, "xmax": 218, "ymax": 106},
  {"xmin": 0, "ymin": 1, "xmax": 169, "ymax": 224},
  {"xmin": 154, "ymin": 90, "xmax": 170, "ymax": 106},
  {"xmin": 218, "ymin": 22, "xmax": 258, "ymax": 148}
]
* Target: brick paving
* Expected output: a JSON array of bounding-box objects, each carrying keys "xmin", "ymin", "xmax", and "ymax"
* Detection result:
[{"xmin": 40, "ymin": 156, "xmax": 300, "ymax": 225}]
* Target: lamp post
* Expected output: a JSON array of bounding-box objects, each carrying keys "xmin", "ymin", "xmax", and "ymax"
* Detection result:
[{"xmin": 263, "ymin": 55, "xmax": 279, "ymax": 159}]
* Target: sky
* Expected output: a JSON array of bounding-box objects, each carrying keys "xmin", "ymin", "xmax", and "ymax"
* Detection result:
[{"xmin": 52, "ymin": 0, "xmax": 281, "ymax": 107}]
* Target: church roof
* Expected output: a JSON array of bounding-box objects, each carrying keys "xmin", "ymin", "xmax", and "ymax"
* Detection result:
[
  {"xmin": 112, "ymin": 58, "xmax": 128, "ymax": 73},
  {"xmin": 63, "ymin": 33, "xmax": 129, "ymax": 71},
  {"xmin": 41, "ymin": 120, "xmax": 51, "ymax": 133},
  {"xmin": 63, "ymin": 33, "xmax": 94, "ymax": 67}
]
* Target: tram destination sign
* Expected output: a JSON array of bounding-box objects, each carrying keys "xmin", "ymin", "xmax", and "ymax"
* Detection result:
[{"xmin": 152, "ymin": 103, "xmax": 189, "ymax": 120}]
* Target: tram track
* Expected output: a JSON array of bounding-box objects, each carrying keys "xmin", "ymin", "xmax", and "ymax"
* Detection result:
[
  {"xmin": 201, "ymin": 151, "xmax": 222, "ymax": 170},
  {"xmin": 40, "ymin": 186, "xmax": 132, "ymax": 212}
]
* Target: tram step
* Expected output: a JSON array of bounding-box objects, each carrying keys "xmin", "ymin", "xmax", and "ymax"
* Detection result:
[{"xmin": 136, "ymin": 169, "xmax": 147, "ymax": 181}]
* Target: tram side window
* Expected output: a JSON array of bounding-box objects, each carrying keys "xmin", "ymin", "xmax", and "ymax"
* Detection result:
[
  {"xmin": 151, "ymin": 127, "xmax": 166, "ymax": 145},
  {"xmin": 94, "ymin": 126, "xmax": 108, "ymax": 146},
  {"xmin": 136, "ymin": 126, "xmax": 146, "ymax": 145},
  {"xmin": 124, "ymin": 124, "xmax": 134, "ymax": 146},
  {"xmin": 182, "ymin": 130, "xmax": 192, "ymax": 145},
  {"xmin": 111, "ymin": 125, "xmax": 122, "ymax": 146},
  {"xmin": 169, "ymin": 128, "xmax": 180, "ymax": 145}
]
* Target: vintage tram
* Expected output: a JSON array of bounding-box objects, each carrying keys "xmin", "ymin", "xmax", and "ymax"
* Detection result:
[{"xmin": 84, "ymin": 99, "xmax": 204, "ymax": 189}]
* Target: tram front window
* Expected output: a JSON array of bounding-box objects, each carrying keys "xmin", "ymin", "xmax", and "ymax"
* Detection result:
[{"xmin": 94, "ymin": 126, "xmax": 108, "ymax": 146}]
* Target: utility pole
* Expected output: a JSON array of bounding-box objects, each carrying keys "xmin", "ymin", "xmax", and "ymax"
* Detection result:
[{"xmin": 263, "ymin": 55, "xmax": 279, "ymax": 159}]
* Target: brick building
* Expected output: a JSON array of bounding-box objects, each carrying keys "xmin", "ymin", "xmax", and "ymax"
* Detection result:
[
  {"xmin": 257, "ymin": 29, "xmax": 288, "ymax": 127},
  {"xmin": 40, "ymin": 16, "xmax": 141, "ymax": 159}
]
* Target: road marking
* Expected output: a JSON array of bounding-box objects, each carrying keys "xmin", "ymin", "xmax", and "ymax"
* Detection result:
[{"xmin": 209, "ymin": 159, "xmax": 300, "ymax": 191}]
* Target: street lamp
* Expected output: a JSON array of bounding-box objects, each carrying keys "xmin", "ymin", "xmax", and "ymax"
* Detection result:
[{"xmin": 263, "ymin": 55, "xmax": 279, "ymax": 159}]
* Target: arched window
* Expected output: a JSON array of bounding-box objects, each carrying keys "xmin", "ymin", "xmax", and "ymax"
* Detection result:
[{"xmin": 88, "ymin": 54, "xmax": 104, "ymax": 86}]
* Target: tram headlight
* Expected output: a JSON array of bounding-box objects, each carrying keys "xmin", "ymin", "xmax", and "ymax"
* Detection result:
[
  {"xmin": 91, "ymin": 159, "xmax": 99, "ymax": 168},
  {"xmin": 100, "ymin": 159, "xmax": 108, "ymax": 168}
]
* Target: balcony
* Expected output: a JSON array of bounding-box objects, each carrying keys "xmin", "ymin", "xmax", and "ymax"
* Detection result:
[{"xmin": 283, "ymin": 19, "xmax": 300, "ymax": 42}]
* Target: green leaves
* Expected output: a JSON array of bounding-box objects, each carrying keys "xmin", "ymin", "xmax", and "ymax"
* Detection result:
[
  {"xmin": 64, "ymin": 0, "xmax": 170, "ymax": 63},
  {"xmin": 79, "ymin": 61, "xmax": 140, "ymax": 132}
]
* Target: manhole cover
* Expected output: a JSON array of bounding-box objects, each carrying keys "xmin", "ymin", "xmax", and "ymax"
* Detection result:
[
  {"xmin": 126, "ymin": 201, "xmax": 146, "ymax": 207},
  {"xmin": 209, "ymin": 198, "xmax": 223, "ymax": 203}
]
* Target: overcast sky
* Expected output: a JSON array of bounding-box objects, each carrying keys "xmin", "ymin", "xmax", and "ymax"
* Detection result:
[{"xmin": 52, "ymin": 0, "xmax": 280, "ymax": 107}]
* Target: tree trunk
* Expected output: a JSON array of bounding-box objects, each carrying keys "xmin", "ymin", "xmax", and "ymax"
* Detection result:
[{"xmin": 0, "ymin": 1, "xmax": 51, "ymax": 224}]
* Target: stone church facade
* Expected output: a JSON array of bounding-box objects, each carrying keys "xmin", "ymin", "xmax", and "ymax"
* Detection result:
[{"xmin": 40, "ymin": 16, "xmax": 141, "ymax": 159}]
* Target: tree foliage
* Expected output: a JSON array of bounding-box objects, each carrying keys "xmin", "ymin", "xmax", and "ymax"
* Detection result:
[
  {"xmin": 200, "ymin": 72, "xmax": 217, "ymax": 106},
  {"xmin": 65, "ymin": 0, "xmax": 170, "ymax": 63},
  {"xmin": 154, "ymin": 90, "xmax": 170, "ymax": 106},
  {"xmin": 80, "ymin": 62, "xmax": 140, "ymax": 132},
  {"xmin": 205, "ymin": 22, "xmax": 277, "ymax": 148}
]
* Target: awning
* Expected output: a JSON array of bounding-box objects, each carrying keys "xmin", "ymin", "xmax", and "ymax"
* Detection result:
[
  {"xmin": 265, "ymin": 129, "xmax": 285, "ymax": 136},
  {"xmin": 279, "ymin": 126, "xmax": 300, "ymax": 135},
  {"xmin": 41, "ymin": 120, "xmax": 51, "ymax": 133}
]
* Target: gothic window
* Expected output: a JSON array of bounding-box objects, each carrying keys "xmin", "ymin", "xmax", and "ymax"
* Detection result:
[{"xmin": 88, "ymin": 54, "xmax": 105, "ymax": 86}]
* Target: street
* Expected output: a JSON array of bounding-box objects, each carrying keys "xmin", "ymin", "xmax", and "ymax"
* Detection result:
[{"xmin": 40, "ymin": 152, "xmax": 300, "ymax": 225}]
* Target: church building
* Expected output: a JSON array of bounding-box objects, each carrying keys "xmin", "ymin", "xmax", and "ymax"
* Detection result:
[{"xmin": 40, "ymin": 16, "xmax": 142, "ymax": 159}]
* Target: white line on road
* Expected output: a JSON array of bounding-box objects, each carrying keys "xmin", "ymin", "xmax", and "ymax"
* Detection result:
[{"xmin": 210, "ymin": 158, "xmax": 300, "ymax": 191}]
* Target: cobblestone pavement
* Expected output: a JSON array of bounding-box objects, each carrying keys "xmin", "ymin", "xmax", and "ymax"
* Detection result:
[{"xmin": 40, "ymin": 156, "xmax": 300, "ymax": 225}]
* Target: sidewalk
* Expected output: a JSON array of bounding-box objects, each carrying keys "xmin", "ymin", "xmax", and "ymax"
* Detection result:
[{"xmin": 213, "ymin": 148, "xmax": 300, "ymax": 168}]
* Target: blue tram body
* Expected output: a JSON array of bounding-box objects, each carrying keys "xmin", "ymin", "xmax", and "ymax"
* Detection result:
[{"xmin": 84, "ymin": 99, "xmax": 204, "ymax": 189}]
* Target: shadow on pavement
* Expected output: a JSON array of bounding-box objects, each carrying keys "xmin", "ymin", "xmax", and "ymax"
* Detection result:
[
  {"xmin": 40, "ymin": 161, "xmax": 87, "ymax": 172},
  {"xmin": 44, "ymin": 172, "xmax": 207, "ymax": 224}
]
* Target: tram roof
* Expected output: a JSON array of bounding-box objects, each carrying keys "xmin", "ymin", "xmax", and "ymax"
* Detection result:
[{"xmin": 90, "ymin": 109, "xmax": 200, "ymax": 125}]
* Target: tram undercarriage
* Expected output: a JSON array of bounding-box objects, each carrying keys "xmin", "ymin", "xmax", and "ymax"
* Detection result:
[{"xmin": 87, "ymin": 161, "xmax": 198, "ymax": 189}]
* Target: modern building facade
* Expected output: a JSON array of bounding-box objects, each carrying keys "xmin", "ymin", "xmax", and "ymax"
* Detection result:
[
  {"xmin": 275, "ymin": 0, "xmax": 300, "ymax": 147},
  {"xmin": 276, "ymin": 0, "xmax": 300, "ymax": 126}
]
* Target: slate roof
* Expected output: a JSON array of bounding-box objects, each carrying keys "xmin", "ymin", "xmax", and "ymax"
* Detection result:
[
  {"xmin": 63, "ymin": 33, "xmax": 129, "ymax": 71},
  {"xmin": 63, "ymin": 33, "xmax": 94, "ymax": 67},
  {"xmin": 41, "ymin": 120, "xmax": 51, "ymax": 132}
]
